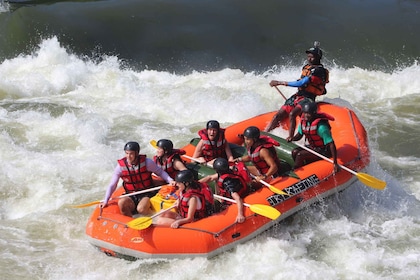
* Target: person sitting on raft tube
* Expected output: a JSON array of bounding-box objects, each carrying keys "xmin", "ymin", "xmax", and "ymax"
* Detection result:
[
  {"xmin": 153, "ymin": 139, "xmax": 188, "ymax": 180},
  {"xmin": 235, "ymin": 126, "xmax": 283, "ymax": 182},
  {"xmin": 199, "ymin": 158, "xmax": 250, "ymax": 223},
  {"xmin": 99, "ymin": 141, "xmax": 175, "ymax": 217},
  {"xmin": 193, "ymin": 120, "xmax": 234, "ymax": 165},
  {"xmin": 288, "ymin": 102, "xmax": 339, "ymax": 173},
  {"xmin": 265, "ymin": 41, "xmax": 329, "ymax": 141},
  {"xmin": 156, "ymin": 170, "xmax": 214, "ymax": 228}
]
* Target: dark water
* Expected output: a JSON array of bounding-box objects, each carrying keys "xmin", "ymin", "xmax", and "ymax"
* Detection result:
[
  {"xmin": 1, "ymin": 0, "xmax": 419, "ymax": 73},
  {"xmin": 1, "ymin": 1, "xmax": 420, "ymax": 278}
]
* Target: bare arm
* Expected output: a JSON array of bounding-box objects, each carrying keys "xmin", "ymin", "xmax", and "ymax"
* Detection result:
[
  {"xmin": 327, "ymin": 141, "xmax": 339, "ymax": 173},
  {"xmin": 199, "ymin": 173, "xmax": 218, "ymax": 184},
  {"xmin": 231, "ymin": 192, "xmax": 245, "ymax": 223},
  {"xmin": 171, "ymin": 196, "xmax": 198, "ymax": 228},
  {"xmin": 225, "ymin": 143, "xmax": 234, "ymax": 162},
  {"xmin": 192, "ymin": 140, "xmax": 205, "ymax": 163},
  {"xmin": 173, "ymin": 158, "xmax": 187, "ymax": 172},
  {"xmin": 258, "ymin": 148, "xmax": 278, "ymax": 179}
]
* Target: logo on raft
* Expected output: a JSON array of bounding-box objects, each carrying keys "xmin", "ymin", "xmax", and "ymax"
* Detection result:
[
  {"xmin": 130, "ymin": 237, "xmax": 144, "ymax": 243},
  {"xmin": 267, "ymin": 174, "xmax": 320, "ymax": 206}
]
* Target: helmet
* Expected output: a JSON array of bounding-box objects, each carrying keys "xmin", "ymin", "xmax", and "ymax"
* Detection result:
[
  {"xmin": 124, "ymin": 141, "xmax": 140, "ymax": 152},
  {"xmin": 302, "ymin": 102, "xmax": 318, "ymax": 114},
  {"xmin": 175, "ymin": 170, "xmax": 194, "ymax": 183},
  {"xmin": 206, "ymin": 120, "xmax": 220, "ymax": 130},
  {"xmin": 243, "ymin": 126, "xmax": 260, "ymax": 139},
  {"xmin": 157, "ymin": 139, "xmax": 173, "ymax": 153},
  {"xmin": 306, "ymin": 41, "xmax": 323, "ymax": 59},
  {"xmin": 213, "ymin": 158, "xmax": 229, "ymax": 173}
]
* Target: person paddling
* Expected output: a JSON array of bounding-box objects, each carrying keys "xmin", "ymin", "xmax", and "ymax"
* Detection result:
[
  {"xmin": 265, "ymin": 41, "xmax": 329, "ymax": 141},
  {"xmin": 99, "ymin": 141, "xmax": 174, "ymax": 217},
  {"xmin": 156, "ymin": 170, "xmax": 213, "ymax": 228},
  {"xmin": 288, "ymin": 102, "xmax": 339, "ymax": 173}
]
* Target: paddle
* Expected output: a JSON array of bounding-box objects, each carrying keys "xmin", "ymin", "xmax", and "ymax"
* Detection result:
[
  {"xmin": 249, "ymin": 174, "xmax": 290, "ymax": 196},
  {"xmin": 271, "ymin": 88, "xmax": 386, "ymax": 190},
  {"xmin": 70, "ymin": 185, "xmax": 163, "ymax": 208},
  {"xmin": 295, "ymin": 143, "xmax": 386, "ymax": 190},
  {"xmin": 127, "ymin": 205, "xmax": 177, "ymax": 230},
  {"xmin": 150, "ymin": 140, "xmax": 158, "ymax": 149},
  {"xmin": 214, "ymin": 194, "xmax": 280, "ymax": 220},
  {"xmin": 181, "ymin": 154, "xmax": 289, "ymax": 196},
  {"xmin": 274, "ymin": 85, "xmax": 287, "ymax": 100}
]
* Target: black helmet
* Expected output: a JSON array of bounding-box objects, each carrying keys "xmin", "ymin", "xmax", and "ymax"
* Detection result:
[
  {"xmin": 213, "ymin": 158, "xmax": 229, "ymax": 173},
  {"xmin": 124, "ymin": 141, "xmax": 140, "ymax": 152},
  {"xmin": 175, "ymin": 170, "xmax": 194, "ymax": 183},
  {"xmin": 243, "ymin": 126, "xmax": 260, "ymax": 139},
  {"xmin": 302, "ymin": 102, "xmax": 318, "ymax": 114},
  {"xmin": 306, "ymin": 41, "xmax": 323, "ymax": 59},
  {"xmin": 206, "ymin": 120, "xmax": 220, "ymax": 130},
  {"xmin": 157, "ymin": 139, "xmax": 173, "ymax": 153}
]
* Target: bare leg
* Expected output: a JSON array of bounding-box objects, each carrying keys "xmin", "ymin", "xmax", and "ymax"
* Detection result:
[
  {"xmin": 137, "ymin": 197, "xmax": 152, "ymax": 215},
  {"xmin": 265, "ymin": 109, "xmax": 287, "ymax": 132},
  {"xmin": 288, "ymin": 106, "xmax": 302, "ymax": 138},
  {"xmin": 118, "ymin": 197, "xmax": 136, "ymax": 217}
]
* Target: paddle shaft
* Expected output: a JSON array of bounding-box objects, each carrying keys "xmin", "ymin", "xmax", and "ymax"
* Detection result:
[
  {"xmin": 214, "ymin": 194, "xmax": 250, "ymax": 207},
  {"xmin": 250, "ymin": 173, "xmax": 273, "ymax": 188},
  {"xmin": 182, "ymin": 155, "xmax": 289, "ymax": 195},
  {"xmin": 127, "ymin": 205, "xmax": 177, "ymax": 230},
  {"xmin": 274, "ymin": 85, "xmax": 287, "ymax": 100},
  {"xmin": 294, "ymin": 143, "xmax": 355, "ymax": 174},
  {"xmin": 150, "ymin": 205, "xmax": 177, "ymax": 219},
  {"xmin": 107, "ymin": 185, "xmax": 163, "ymax": 203}
]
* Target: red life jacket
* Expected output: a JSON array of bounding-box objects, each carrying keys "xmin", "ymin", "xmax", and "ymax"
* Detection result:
[
  {"xmin": 153, "ymin": 149, "xmax": 186, "ymax": 178},
  {"xmin": 117, "ymin": 155, "xmax": 153, "ymax": 193},
  {"xmin": 178, "ymin": 182, "xmax": 210, "ymax": 219},
  {"xmin": 198, "ymin": 128, "xmax": 227, "ymax": 161},
  {"xmin": 301, "ymin": 112, "xmax": 335, "ymax": 149},
  {"xmin": 247, "ymin": 135, "xmax": 282, "ymax": 175},
  {"xmin": 298, "ymin": 64, "xmax": 329, "ymax": 98},
  {"xmin": 217, "ymin": 172, "xmax": 248, "ymax": 198},
  {"xmin": 231, "ymin": 161, "xmax": 252, "ymax": 184}
]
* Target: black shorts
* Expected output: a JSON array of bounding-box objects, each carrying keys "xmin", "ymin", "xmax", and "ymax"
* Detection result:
[{"xmin": 127, "ymin": 190, "xmax": 159, "ymax": 206}]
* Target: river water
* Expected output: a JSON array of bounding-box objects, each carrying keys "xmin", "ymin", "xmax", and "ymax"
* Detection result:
[{"xmin": 0, "ymin": 1, "xmax": 419, "ymax": 279}]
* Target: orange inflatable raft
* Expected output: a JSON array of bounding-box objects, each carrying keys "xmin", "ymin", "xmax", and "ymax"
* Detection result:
[{"xmin": 85, "ymin": 102, "xmax": 375, "ymax": 260}]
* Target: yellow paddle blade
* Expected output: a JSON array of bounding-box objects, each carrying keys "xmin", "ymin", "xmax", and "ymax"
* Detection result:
[
  {"xmin": 69, "ymin": 200, "xmax": 101, "ymax": 208},
  {"xmin": 356, "ymin": 172, "xmax": 386, "ymax": 190},
  {"xmin": 249, "ymin": 204, "xmax": 281, "ymax": 220},
  {"xmin": 127, "ymin": 217, "xmax": 153, "ymax": 230},
  {"xmin": 267, "ymin": 185, "xmax": 290, "ymax": 196},
  {"xmin": 150, "ymin": 140, "xmax": 158, "ymax": 149}
]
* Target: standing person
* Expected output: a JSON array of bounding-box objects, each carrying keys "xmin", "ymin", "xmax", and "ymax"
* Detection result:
[
  {"xmin": 200, "ymin": 158, "xmax": 248, "ymax": 223},
  {"xmin": 153, "ymin": 139, "xmax": 188, "ymax": 179},
  {"xmin": 265, "ymin": 41, "xmax": 329, "ymax": 141},
  {"xmin": 235, "ymin": 126, "xmax": 283, "ymax": 182},
  {"xmin": 192, "ymin": 120, "xmax": 234, "ymax": 164},
  {"xmin": 155, "ymin": 170, "xmax": 213, "ymax": 228},
  {"xmin": 99, "ymin": 141, "xmax": 175, "ymax": 217},
  {"xmin": 288, "ymin": 102, "xmax": 339, "ymax": 172}
]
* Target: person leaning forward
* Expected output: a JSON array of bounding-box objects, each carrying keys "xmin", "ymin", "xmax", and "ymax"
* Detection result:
[
  {"xmin": 235, "ymin": 126, "xmax": 283, "ymax": 183},
  {"xmin": 199, "ymin": 158, "xmax": 249, "ymax": 223},
  {"xmin": 99, "ymin": 141, "xmax": 175, "ymax": 217},
  {"xmin": 265, "ymin": 41, "xmax": 329, "ymax": 141},
  {"xmin": 156, "ymin": 170, "xmax": 213, "ymax": 228}
]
